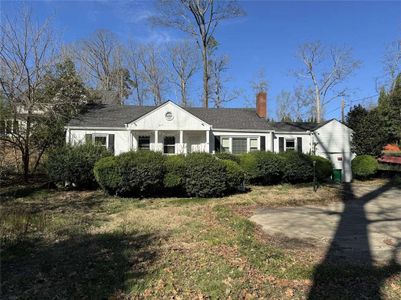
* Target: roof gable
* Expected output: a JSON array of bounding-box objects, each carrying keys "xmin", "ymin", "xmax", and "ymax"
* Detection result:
[{"xmin": 126, "ymin": 101, "xmax": 211, "ymax": 130}]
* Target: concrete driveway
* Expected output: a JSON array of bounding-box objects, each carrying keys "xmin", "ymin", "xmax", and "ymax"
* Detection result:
[{"xmin": 250, "ymin": 182, "xmax": 401, "ymax": 264}]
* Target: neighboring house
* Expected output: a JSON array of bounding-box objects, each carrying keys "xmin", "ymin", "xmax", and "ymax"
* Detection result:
[{"xmin": 66, "ymin": 93, "xmax": 355, "ymax": 182}]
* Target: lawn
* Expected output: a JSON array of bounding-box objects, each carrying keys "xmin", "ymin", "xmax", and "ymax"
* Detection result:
[{"xmin": 1, "ymin": 182, "xmax": 400, "ymax": 299}]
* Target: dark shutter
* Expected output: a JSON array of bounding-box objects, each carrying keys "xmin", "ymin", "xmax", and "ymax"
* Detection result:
[
  {"xmin": 85, "ymin": 134, "xmax": 92, "ymax": 144},
  {"xmin": 260, "ymin": 136, "xmax": 266, "ymax": 151},
  {"xmin": 214, "ymin": 136, "xmax": 221, "ymax": 152},
  {"xmin": 279, "ymin": 137, "xmax": 284, "ymax": 153},
  {"xmin": 297, "ymin": 137, "xmax": 302, "ymax": 153},
  {"xmin": 108, "ymin": 134, "xmax": 115, "ymax": 154}
]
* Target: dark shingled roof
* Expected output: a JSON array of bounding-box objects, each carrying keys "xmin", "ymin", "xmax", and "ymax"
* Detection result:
[
  {"xmin": 68, "ymin": 103, "xmax": 271, "ymax": 130},
  {"xmin": 267, "ymin": 120, "xmax": 332, "ymax": 132}
]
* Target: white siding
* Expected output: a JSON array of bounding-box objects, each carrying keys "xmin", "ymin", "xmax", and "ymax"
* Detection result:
[
  {"xmin": 69, "ymin": 129, "xmax": 130, "ymax": 155},
  {"xmin": 272, "ymin": 133, "xmax": 311, "ymax": 153},
  {"xmin": 313, "ymin": 120, "xmax": 355, "ymax": 182}
]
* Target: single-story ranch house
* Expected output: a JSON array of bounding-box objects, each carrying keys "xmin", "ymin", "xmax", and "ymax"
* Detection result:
[{"xmin": 66, "ymin": 93, "xmax": 355, "ymax": 182}]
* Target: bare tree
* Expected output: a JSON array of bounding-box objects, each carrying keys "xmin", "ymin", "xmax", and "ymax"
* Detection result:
[
  {"xmin": 73, "ymin": 30, "xmax": 131, "ymax": 104},
  {"xmin": 138, "ymin": 44, "xmax": 167, "ymax": 105},
  {"xmin": 209, "ymin": 55, "xmax": 239, "ymax": 108},
  {"xmin": 151, "ymin": 0, "xmax": 244, "ymax": 108},
  {"xmin": 294, "ymin": 41, "xmax": 360, "ymax": 122},
  {"xmin": 0, "ymin": 9, "xmax": 57, "ymax": 179},
  {"xmin": 125, "ymin": 42, "xmax": 148, "ymax": 106},
  {"xmin": 167, "ymin": 40, "xmax": 199, "ymax": 106},
  {"xmin": 383, "ymin": 39, "xmax": 401, "ymax": 91},
  {"xmin": 275, "ymin": 90, "xmax": 292, "ymax": 121},
  {"xmin": 251, "ymin": 68, "xmax": 268, "ymax": 94}
]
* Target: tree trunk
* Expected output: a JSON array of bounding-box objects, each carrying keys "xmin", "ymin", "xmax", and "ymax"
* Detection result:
[
  {"xmin": 315, "ymin": 85, "xmax": 321, "ymax": 123},
  {"xmin": 181, "ymin": 79, "xmax": 187, "ymax": 107},
  {"xmin": 202, "ymin": 45, "xmax": 209, "ymax": 108}
]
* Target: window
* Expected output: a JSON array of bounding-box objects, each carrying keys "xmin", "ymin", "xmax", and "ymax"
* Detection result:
[
  {"xmin": 232, "ymin": 138, "xmax": 247, "ymax": 154},
  {"xmin": 164, "ymin": 136, "xmax": 175, "ymax": 154},
  {"xmin": 285, "ymin": 139, "xmax": 295, "ymax": 151},
  {"xmin": 250, "ymin": 138, "xmax": 258, "ymax": 152},
  {"xmin": 138, "ymin": 136, "xmax": 150, "ymax": 150},
  {"xmin": 221, "ymin": 138, "xmax": 230, "ymax": 153},
  {"xmin": 94, "ymin": 135, "xmax": 107, "ymax": 148}
]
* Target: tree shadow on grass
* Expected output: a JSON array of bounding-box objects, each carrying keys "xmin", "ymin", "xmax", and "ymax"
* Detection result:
[
  {"xmin": 1, "ymin": 230, "xmax": 161, "ymax": 299},
  {"xmin": 308, "ymin": 181, "xmax": 401, "ymax": 299}
]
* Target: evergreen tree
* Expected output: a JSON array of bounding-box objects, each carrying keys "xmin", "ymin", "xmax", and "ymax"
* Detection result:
[
  {"xmin": 346, "ymin": 105, "xmax": 387, "ymax": 156},
  {"xmin": 378, "ymin": 74, "xmax": 401, "ymax": 143}
]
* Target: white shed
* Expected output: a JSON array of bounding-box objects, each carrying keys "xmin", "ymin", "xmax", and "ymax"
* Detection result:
[{"xmin": 312, "ymin": 119, "xmax": 355, "ymax": 182}]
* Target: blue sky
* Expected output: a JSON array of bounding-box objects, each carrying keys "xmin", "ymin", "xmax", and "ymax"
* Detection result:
[{"xmin": 1, "ymin": 0, "xmax": 400, "ymax": 120}]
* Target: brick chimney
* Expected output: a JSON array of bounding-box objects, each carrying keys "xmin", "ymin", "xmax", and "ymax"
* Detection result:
[{"xmin": 256, "ymin": 92, "xmax": 267, "ymax": 119}]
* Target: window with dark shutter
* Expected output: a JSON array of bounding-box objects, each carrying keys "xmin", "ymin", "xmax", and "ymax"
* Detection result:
[
  {"xmin": 108, "ymin": 134, "xmax": 115, "ymax": 154},
  {"xmin": 85, "ymin": 134, "xmax": 92, "ymax": 144},
  {"xmin": 279, "ymin": 137, "xmax": 284, "ymax": 153},
  {"xmin": 260, "ymin": 136, "xmax": 266, "ymax": 151},
  {"xmin": 297, "ymin": 137, "xmax": 302, "ymax": 153},
  {"xmin": 214, "ymin": 136, "xmax": 221, "ymax": 152}
]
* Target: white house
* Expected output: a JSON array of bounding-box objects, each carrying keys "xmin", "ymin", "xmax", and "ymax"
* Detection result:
[{"xmin": 65, "ymin": 93, "xmax": 355, "ymax": 182}]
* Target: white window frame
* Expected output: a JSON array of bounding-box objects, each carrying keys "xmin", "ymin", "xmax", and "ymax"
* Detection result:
[
  {"xmin": 249, "ymin": 137, "xmax": 259, "ymax": 152},
  {"xmin": 92, "ymin": 134, "xmax": 108, "ymax": 148},
  {"xmin": 163, "ymin": 136, "xmax": 176, "ymax": 155},
  {"xmin": 285, "ymin": 138, "xmax": 295, "ymax": 151},
  {"xmin": 138, "ymin": 135, "xmax": 151, "ymax": 151}
]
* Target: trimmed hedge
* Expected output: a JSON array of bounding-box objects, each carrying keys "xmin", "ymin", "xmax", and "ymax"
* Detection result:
[
  {"xmin": 47, "ymin": 144, "xmax": 111, "ymax": 189},
  {"xmin": 310, "ymin": 155, "xmax": 333, "ymax": 181},
  {"xmin": 215, "ymin": 152, "xmax": 241, "ymax": 164},
  {"xmin": 184, "ymin": 153, "xmax": 228, "ymax": 197},
  {"xmin": 220, "ymin": 159, "xmax": 245, "ymax": 191},
  {"xmin": 352, "ymin": 155, "xmax": 378, "ymax": 179},
  {"xmin": 163, "ymin": 155, "xmax": 186, "ymax": 190},
  {"xmin": 117, "ymin": 151, "xmax": 166, "ymax": 196},
  {"xmin": 280, "ymin": 152, "xmax": 314, "ymax": 183},
  {"xmin": 94, "ymin": 156, "xmax": 120, "ymax": 194},
  {"xmin": 240, "ymin": 151, "xmax": 284, "ymax": 184}
]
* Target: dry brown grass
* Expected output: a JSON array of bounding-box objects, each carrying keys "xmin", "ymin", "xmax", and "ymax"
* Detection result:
[{"xmin": 1, "ymin": 183, "xmax": 400, "ymax": 299}]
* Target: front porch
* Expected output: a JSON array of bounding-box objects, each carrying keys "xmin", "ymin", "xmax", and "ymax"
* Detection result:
[{"xmin": 131, "ymin": 130, "xmax": 211, "ymax": 154}]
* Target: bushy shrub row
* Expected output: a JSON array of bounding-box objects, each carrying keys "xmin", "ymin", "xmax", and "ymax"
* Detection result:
[
  {"xmin": 94, "ymin": 152, "xmax": 246, "ymax": 198},
  {"xmin": 47, "ymin": 144, "xmax": 111, "ymax": 189},
  {"xmin": 239, "ymin": 151, "xmax": 332, "ymax": 185},
  {"xmin": 47, "ymin": 145, "xmax": 334, "ymax": 197},
  {"xmin": 352, "ymin": 155, "xmax": 378, "ymax": 179}
]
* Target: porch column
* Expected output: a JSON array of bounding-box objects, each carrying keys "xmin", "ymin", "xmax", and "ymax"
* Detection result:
[
  {"xmin": 205, "ymin": 130, "xmax": 210, "ymax": 153},
  {"xmin": 155, "ymin": 130, "xmax": 159, "ymax": 152},
  {"xmin": 179, "ymin": 130, "xmax": 184, "ymax": 154}
]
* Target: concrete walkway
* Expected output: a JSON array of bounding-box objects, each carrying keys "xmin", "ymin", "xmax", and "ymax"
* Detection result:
[{"xmin": 250, "ymin": 182, "xmax": 401, "ymax": 264}]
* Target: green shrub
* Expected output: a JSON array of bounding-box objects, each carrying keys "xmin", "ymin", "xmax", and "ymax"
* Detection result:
[
  {"xmin": 220, "ymin": 159, "xmax": 245, "ymax": 191},
  {"xmin": 280, "ymin": 152, "xmax": 313, "ymax": 183},
  {"xmin": 94, "ymin": 156, "xmax": 120, "ymax": 194},
  {"xmin": 352, "ymin": 155, "xmax": 378, "ymax": 179},
  {"xmin": 47, "ymin": 144, "xmax": 111, "ymax": 189},
  {"xmin": 310, "ymin": 155, "xmax": 333, "ymax": 181},
  {"xmin": 215, "ymin": 152, "xmax": 241, "ymax": 164},
  {"xmin": 240, "ymin": 151, "xmax": 284, "ymax": 184},
  {"xmin": 184, "ymin": 153, "xmax": 228, "ymax": 197},
  {"xmin": 163, "ymin": 155, "xmax": 186, "ymax": 191},
  {"xmin": 117, "ymin": 151, "xmax": 166, "ymax": 197}
]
